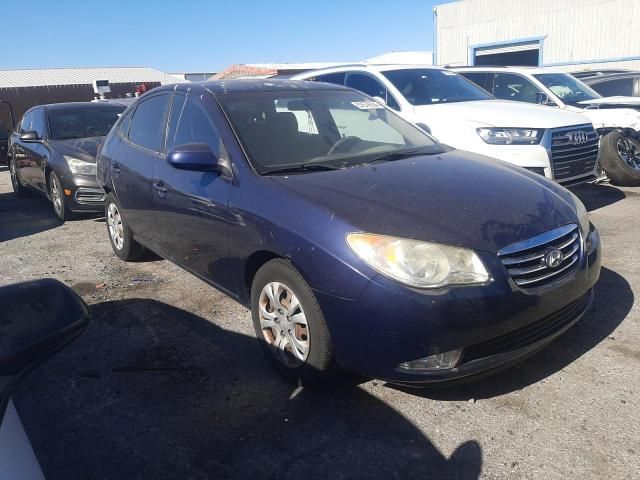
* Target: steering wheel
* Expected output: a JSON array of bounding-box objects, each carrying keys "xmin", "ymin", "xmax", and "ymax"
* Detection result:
[{"xmin": 327, "ymin": 136, "xmax": 362, "ymax": 155}]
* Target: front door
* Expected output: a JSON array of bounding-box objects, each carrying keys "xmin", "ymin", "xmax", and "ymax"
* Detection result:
[
  {"xmin": 152, "ymin": 90, "xmax": 232, "ymax": 288},
  {"xmin": 111, "ymin": 93, "xmax": 171, "ymax": 249}
]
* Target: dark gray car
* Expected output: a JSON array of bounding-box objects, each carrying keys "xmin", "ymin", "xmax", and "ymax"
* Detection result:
[{"xmin": 8, "ymin": 102, "xmax": 125, "ymax": 220}]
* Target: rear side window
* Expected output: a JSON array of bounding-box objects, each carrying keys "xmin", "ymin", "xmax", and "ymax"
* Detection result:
[
  {"xmin": 165, "ymin": 93, "xmax": 222, "ymax": 156},
  {"xmin": 128, "ymin": 94, "xmax": 170, "ymax": 151},
  {"xmin": 592, "ymin": 78, "xmax": 635, "ymax": 97}
]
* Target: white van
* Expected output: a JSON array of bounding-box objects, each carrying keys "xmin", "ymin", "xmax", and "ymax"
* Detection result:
[
  {"xmin": 455, "ymin": 66, "xmax": 640, "ymax": 186},
  {"xmin": 293, "ymin": 65, "xmax": 598, "ymax": 185}
]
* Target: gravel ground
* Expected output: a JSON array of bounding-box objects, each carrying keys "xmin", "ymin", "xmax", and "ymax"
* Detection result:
[{"xmin": 0, "ymin": 166, "xmax": 638, "ymax": 480}]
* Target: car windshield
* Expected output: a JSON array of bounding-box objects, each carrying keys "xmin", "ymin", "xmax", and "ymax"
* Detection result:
[
  {"xmin": 533, "ymin": 73, "xmax": 602, "ymax": 105},
  {"xmin": 382, "ymin": 68, "xmax": 494, "ymax": 105},
  {"xmin": 218, "ymin": 89, "xmax": 443, "ymax": 174},
  {"xmin": 47, "ymin": 106, "xmax": 125, "ymax": 140}
]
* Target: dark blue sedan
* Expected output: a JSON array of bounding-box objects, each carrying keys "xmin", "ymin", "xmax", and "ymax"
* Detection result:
[{"xmin": 96, "ymin": 80, "xmax": 601, "ymax": 386}]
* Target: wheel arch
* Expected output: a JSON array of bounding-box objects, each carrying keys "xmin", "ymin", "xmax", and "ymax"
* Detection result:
[{"xmin": 243, "ymin": 250, "xmax": 285, "ymax": 302}]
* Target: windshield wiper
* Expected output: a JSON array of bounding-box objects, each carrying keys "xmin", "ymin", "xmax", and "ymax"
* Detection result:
[
  {"xmin": 262, "ymin": 163, "xmax": 341, "ymax": 175},
  {"xmin": 366, "ymin": 149, "xmax": 429, "ymax": 164}
]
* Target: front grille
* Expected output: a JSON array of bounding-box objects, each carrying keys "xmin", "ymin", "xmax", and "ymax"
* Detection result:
[
  {"xmin": 498, "ymin": 224, "xmax": 582, "ymax": 290},
  {"xmin": 461, "ymin": 290, "xmax": 592, "ymax": 364},
  {"xmin": 551, "ymin": 125, "xmax": 599, "ymax": 181},
  {"xmin": 75, "ymin": 187, "xmax": 105, "ymax": 204}
]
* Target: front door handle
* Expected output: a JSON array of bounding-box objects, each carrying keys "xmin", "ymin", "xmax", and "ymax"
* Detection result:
[
  {"xmin": 153, "ymin": 181, "xmax": 167, "ymax": 196},
  {"xmin": 110, "ymin": 163, "xmax": 121, "ymax": 175}
]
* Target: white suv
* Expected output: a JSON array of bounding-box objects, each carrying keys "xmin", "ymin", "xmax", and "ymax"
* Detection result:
[
  {"xmin": 455, "ymin": 66, "xmax": 640, "ymax": 186},
  {"xmin": 293, "ymin": 65, "xmax": 598, "ymax": 185}
]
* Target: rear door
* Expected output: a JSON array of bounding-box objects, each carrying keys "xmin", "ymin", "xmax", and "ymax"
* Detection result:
[
  {"xmin": 152, "ymin": 90, "xmax": 232, "ymax": 287},
  {"xmin": 112, "ymin": 93, "xmax": 171, "ymax": 249}
]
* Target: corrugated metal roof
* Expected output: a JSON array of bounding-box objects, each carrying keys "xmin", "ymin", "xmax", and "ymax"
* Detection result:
[{"xmin": 0, "ymin": 67, "xmax": 184, "ymax": 88}]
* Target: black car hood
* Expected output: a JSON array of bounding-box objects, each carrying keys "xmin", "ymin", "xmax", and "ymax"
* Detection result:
[
  {"xmin": 49, "ymin": 136, "xmax": 103, "ymax": 162},
  {"xmin": 272, "ymin": 151, "xmax": 578, "ymax": 254}
]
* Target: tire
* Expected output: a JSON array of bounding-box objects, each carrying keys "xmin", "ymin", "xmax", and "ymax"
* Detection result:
[
  {"xmin": 49, "ymin": 171, "xmax": 74, "ymax": 221},
  {"xmin": 9, "ymin": 157, "xmax": 29, "ymax": 197},
  {"xmin": 599, "ymin": 131, "xmax": 640, "ymax": 186},
  {"xmin": 105, "ymin": 192, "xmax": 146, "ymax": 261},
  {"xmin": 250, "ymin": 258, "xmax": 337, "ymax": 386}
]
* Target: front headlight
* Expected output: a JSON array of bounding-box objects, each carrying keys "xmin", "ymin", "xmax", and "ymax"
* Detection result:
[
  {"xmin": 477, "ymin": 128, "xmax": 544, "ymax": 145},
  {"xmin": 346, "ymin": 233, "xmax": 489, "ymax": 288},
  {"xmin": 569, "ymin": 191, "xmax": 590, "ymax": 236},
  {"xmin": 64, "ymin": 155, "xmax": 96, "ymax": 176}
]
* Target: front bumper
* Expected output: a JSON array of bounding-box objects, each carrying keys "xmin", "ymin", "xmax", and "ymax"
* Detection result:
[
  {"xmin": 59, "ymin": 174, "xmax": 105, "ymax": 212},
  {"xmin": 316, "ymin": 227, "xmax": 601, "ymax": 385}
]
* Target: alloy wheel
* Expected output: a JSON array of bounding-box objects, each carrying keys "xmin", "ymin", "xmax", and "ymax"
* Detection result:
[
  {"xmin": 51, "ymin": 175, "xmax": 63, "ymax": 216},
  {"xmin": 616, "ymin": 136, "xmax": 640, "ymax": 171},
  {"xmin": 9, "ymin": 160, "xmax": 19, "ymax": 191},
  {"xmin": 258, "ymin": 281, "xmax": 309, "ymax": 367},
  {"xmin": 107, "ymin": 203, "xmax": 124, "ymax": 250}
]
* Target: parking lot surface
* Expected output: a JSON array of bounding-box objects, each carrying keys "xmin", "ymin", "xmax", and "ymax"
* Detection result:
[{"xmin": 0, "ymin": 167, "xmax": 638, "ymax": 480}]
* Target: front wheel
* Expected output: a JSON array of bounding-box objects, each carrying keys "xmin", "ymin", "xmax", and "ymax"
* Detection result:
[
  {"xmin": 9, "ymin": 157, "xmax": 29, "ymax": 197},
  {"xmin": 250, "ymin": 259, "xmax": 337, "ymax": 386},
  {"xmin": 599, "ymin": 131, "xmax": 640, "ymax": 186},
  {"xmin": 49, "ymin": 171, "xmax": 73, "ymax": 221},
  {"xmin": 105, "ymin": 192, "xmax": 146, "ymax": 261}
]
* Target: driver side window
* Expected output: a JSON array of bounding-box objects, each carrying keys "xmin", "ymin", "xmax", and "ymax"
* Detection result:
[
  {"xmin": 492, "ymin": 73, "xmax": 540, "ymax": 103},
  {"xmin": 346, "ymin": 73, "xmax": 400, "ymax": 111},
  {"xmin": 18, "ymin": 111, "xmax": 34, "ymax": 134}
]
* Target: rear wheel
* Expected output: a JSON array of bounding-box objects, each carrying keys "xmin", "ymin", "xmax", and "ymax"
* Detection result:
[
  {"xmin": 9, "ymin": 157, "xmax": 29, "ymax": 197},
  {"xmin": 49, "ymin": 171, "xmax": 73, "ymax": 221},
  {"xmin": 105, "ymin": 192, "xmax": 146, "ymax": 261},
  {"xmin": 599, "ymin": 131, "xmax": 640, "ymax": 186},
  {"xmin": 250, "ymin": 259, "xmax": 337, "ymax": 386}
]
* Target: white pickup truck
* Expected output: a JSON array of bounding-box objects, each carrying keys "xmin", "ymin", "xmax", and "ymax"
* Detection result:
[
  {"xmin": 293, "ymin": 65, "xmax": 598, "ymax": 186},
  {"xmin": 455, "ymin": 66, "xmax": 640, "ymax": 186}
]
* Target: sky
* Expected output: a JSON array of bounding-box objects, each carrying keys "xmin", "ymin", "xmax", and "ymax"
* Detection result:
[{"xmin": 2, "ymin": 0, "xmax": 449, "ymax": 73}]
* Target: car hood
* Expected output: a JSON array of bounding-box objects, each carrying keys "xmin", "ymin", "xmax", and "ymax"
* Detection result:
[
  {"xmin": 412, "ymin": 100, "xmax": 590, "ymax": 128},
  {"xmin": 272, "ymin": 150, "xmax": 578, "ymax": 254},
  {"xmin": 48, "ymin": 136, "xmax": 103, "ymax": 162},
  {"xmin": 579, "ymin": 96, "xmax": 640, "ymax": 107}
]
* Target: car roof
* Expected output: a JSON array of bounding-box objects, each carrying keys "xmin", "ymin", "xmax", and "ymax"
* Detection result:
[
  {"xmin": 577, "ymin": 71, "xmax": 640, "ymax": 83},
  {"xmin": 451, "ymin": 66, "xmax": 567, "ymax": 75},
  {"xmin": 155, "ymin": 79, "xmax": 352, "ymax": 95},
  {"xmin": 41, "ymin": 101, "xmax": 126, "ymax": 111},
  {"xmin": 293, "ymin": 64, "xmax": 442, "ymax": 78}
]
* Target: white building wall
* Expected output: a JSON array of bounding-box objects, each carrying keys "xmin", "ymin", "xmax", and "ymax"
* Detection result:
[{"xmin": 435, "ymin": 0, "xmax": 640, "ymax": 69}]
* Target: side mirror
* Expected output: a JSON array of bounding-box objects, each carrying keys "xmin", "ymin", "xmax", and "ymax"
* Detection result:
[
  {"xmin": 0, "ymin": 279, "xmax": 89, "ymax": 420},
  {"xmin": 372, "ymin": 96, "xmax": 387, "ymax": 106},
  {"xmin": 167, "ymin": 143, "xmax": 221, "ymax": 173},
  {"xmin": 19, "ymin": 131, "xmax": 41, "ymax": 143},
  {"xmin": 536, "ymin": 92, "xmax": 554, "ymax": 106}
]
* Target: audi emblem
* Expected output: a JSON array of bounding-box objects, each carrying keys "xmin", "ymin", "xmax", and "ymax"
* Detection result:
[
  {"xmin": 569, "ymin": 131, "xmax": 588, "ymax": 145},
  {"xmin": 544, "ymin": 248, "xmax": 564, "ymax": 268}
]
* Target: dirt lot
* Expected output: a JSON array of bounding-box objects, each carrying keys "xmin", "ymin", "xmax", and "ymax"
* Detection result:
[{"xmin": 0, "ymin": 166, "xmax": 638, "ymax": 480}]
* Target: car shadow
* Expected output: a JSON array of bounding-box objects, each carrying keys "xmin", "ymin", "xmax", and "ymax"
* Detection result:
[
  {"xmin": 14, "ymin": 298, "xmax": 483, "ymax": 480},
  {"xmin": 0, "ymin": 191, "xmax": 63, "ymax": 242},
  {"xmin": 391, "ymin": 267, "xmax": 633, "ymax": 401},
  {"xmin": 0, "ymin": 190, "xmax": 103, "ymax": 242},
  {"xmin": 569, "ymin": 182, "xmax": 626, "ymax": 212}
]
